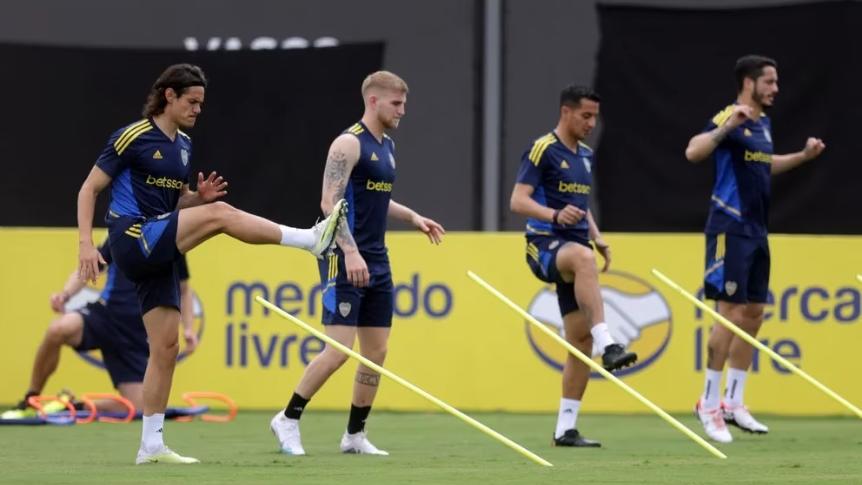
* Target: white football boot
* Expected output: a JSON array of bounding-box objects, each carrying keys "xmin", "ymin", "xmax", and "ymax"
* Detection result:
[
  {"xmin": 270, "ymin": 412, "xmax": 306, "ymax": 455},
  {"xmin": 340, "ymin": 431, "xmax": 389, "ymax": 455},
  {"xmin": 695, "ymin": 399, "xmax": 733, "ymax": 444}
]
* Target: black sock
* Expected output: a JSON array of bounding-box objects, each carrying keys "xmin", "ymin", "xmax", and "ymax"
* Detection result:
[
  {"xmin": 347, "ymin": 405, "xmax": 372, "ymax": 434},
  {"xmin": 284, "ymin": 392, "xmax": 309, "ymax": 420},
  {"xmin": 17, "ymin": 391, "xmax": 39, "ymax": 409}
]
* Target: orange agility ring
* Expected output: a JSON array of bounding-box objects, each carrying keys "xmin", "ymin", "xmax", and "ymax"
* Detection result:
[
  {"xmin": 80, "ymin": 393, "xmax": 136, "ymax": 423},
  {"xmin": 179, "ymin": 392, "xmax": 238, "ymax": 422},
  {"xmin": 27, "ymin": 395, "xmax": 76, "ymax": 425}
]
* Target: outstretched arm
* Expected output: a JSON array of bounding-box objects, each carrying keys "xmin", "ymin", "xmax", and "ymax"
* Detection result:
[
  {"xmin": 321, "ymin": 134, "xmax": 368, "ymax": 286},
  {"xmin": 771, "ymin": 137, "xmax": 825, "ymax": 174},
  {"xmin": 49, "ymin": 269, "xmax": 91, "ymax": 313},
  {"xmin": 388, "ymin": 200, "xmax": 445, "ymax": 245}
]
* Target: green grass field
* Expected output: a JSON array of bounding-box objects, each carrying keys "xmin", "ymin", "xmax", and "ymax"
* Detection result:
[{"xmin": 3, "ymin": 411, "xmax": 861, "ymax": 484}]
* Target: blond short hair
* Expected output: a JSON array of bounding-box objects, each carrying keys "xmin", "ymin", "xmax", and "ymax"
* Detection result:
[{"xmin": 361, "ymin": 71, "xmax": 409, "ymax": 97}]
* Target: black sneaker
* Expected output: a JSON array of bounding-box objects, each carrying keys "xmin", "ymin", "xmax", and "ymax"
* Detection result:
[
  {"xmin": 12, "ymin": 391, "xmax": 41, "ymax": 411},
  {"xmin": 552, "ymin": 429, "xmax": 601, "ymax": 447},
  {"xmin": 601, "ymin": 344, "xmax": 637, "ymax": 371}
]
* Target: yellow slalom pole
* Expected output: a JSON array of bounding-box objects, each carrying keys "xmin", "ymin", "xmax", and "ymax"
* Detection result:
[
  {"xmin": 652, "ymin": 269, "xmax": 862, "ymax": 419},
  {"xmin": 254, "ymin": 296, "xmax": 553, "ymax": 467},
  {"xmin": 466, "ymin": 271, "xmax": 727, "ymax": 460},
  {"xmin": 856, "ymin": 274, "xmax": 862, "ymax": 284}
]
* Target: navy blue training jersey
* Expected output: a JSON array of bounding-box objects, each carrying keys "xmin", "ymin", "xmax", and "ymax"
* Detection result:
[
  {"xmin": 516, "ymin": 131, "xmax": 593, "ymax": 240},
  {"xmin": 703, "ymin": 104, "xmax": 774, "ymax": 237},
  {"xmin": 96, "ymin": 240, "xmax": 190, "ymax": 316},
  {"xmin": 95, "ymin": 118, "xmax": 193, "ymax": 221},
  {"xmin": 343, "ymin": 121, "xmax": 396, "ymax": 262}
]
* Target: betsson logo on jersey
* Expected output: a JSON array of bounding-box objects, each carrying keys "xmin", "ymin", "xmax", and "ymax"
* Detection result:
[
  {"xmin": 557, "ymin": 180, "xmax": 591, "ymax": 194},
  {"xmin": 366, "ymin": 180, "xmax": 393, "ymax": 192},
  {"xmin": 744, "ymin": 150, "xmax": 772, "ymax": 163},
  {"xmin": 146, "ymin": 175, "xmax": 185, "ymax": 190},
  {"xmin": 525, "ymin": 271, "xmax": 672, "ymax": 378}
]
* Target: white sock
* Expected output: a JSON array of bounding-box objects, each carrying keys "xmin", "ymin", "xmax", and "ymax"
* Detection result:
[
  {"xmin": 279, "ymin": 225, "xmax": 314, "ymax": 249},
  {"xmin": 590, "ymin": 323, "xmax": 615, "ymax": 350},
  {"xmin": 555, "ymin": 398, "xmax": 581, "ymax": 439},
  {"xmin": 724, "ymin": 368, "xmax": 747, "ymax": 407},
  {"xmin": 702, "ymin": 369, "xmax": 723, "ymax": 409},
  {"xmin": 141, "ymin": 413, "xmax": 166, "ymax": 452}
]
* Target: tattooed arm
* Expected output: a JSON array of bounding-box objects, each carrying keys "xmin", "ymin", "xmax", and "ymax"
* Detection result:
[{"xmin": 321, "ymin": 134, "xmax": 369, "ymax": 287}]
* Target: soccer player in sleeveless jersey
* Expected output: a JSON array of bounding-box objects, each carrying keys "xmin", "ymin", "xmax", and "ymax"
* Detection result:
[{"xmin": 272, "ymin": 71, "xmax": 445, "ymax": 456}]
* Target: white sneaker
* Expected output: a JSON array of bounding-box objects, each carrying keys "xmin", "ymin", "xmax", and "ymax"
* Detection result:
[
  {"xmin": 135, "ymin": 445, "xmax": 200, "ymax": 464},
  {"xmin": 723, "ymin": 402, "xmax": 769, "ymax": 434},
  {"xmin": 270, "ymin": 412, "xmax": 306, "ymax": 455},
  {"xmin": 309, "ymin": 199, "xmax": 348, "ymax": 258},
  {"xmin": 340, "ymin": 431, "xmax": 389, "ymax": 455},
  {"xmin": 695, "ymin": 399, "xmax": 733, "ymax": 444}
]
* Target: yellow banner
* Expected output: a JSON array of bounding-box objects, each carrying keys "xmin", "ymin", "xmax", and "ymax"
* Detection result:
[{"xmin": 1, "ymin": 229, "xmax": 860, "ymax": 415}]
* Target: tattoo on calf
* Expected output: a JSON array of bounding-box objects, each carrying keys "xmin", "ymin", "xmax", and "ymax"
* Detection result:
[{"xmin": 355, "ymin": 371, "xmax": 381, "ymax": 387}]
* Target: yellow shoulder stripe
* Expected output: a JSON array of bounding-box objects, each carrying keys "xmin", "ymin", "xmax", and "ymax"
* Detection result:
[
  {"xmin": 347, "ymin": 123, "xmax": 364, "ymax": 135},
  {"xmin": 116, "ymin": 125, "xmax": 153, "ymax": 155},
  {"xmin": 114, "ymin": 120, "xmax": 149, "ymax": 151},
  {"xmin": 528, "ymin": 134, "xmax": 556, "ymax": 165},
  {"xmin": 711, "ymin": 105, "xmax": 735, "ymax": 127}
]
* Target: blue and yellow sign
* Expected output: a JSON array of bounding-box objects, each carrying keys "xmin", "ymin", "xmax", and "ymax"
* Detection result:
[{"xmin": 1, "ymin": 230, "xmax": 860, "ymax": 415}]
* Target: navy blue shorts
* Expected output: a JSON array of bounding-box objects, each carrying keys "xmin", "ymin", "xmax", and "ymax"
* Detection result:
[
  {"xmin": 75, "ymin": 302, "xmax": 148, "ymax": 388},
  {"xmin": 108, "ymin": 211, "xmax": 181, "ymax": 314},
  {"xmin": 525, "ymin": 235, "xmax": 592, "ymax": 316},
  {"xmin": 318, "ymin": 251, "xmax": 393, "ymax": 327},
  {"xmin": 704, "ymin": 233, "xmax": 770, "ymax": 303}
]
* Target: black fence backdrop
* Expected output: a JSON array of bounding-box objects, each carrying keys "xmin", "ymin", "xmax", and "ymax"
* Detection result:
[
  {"xmin": 594, "ymin": 2, "xmax": 860, "ymax": 234},
  {"xmin": 0, "ymin": 43, "xmax": 383, "ymax": 227}
]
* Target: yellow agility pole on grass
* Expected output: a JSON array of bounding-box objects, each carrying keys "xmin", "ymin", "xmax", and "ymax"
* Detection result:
[
  {"xmin": 254, "ymin": 296, "xmax": 553, "ymax": 467},
  {"xmin": 652, "ymin": 269, "xmax": 862, "ymax": 420},
  {"xmin": 466, "ymin": 271, "xmax": 727, "ymax": 460},
  {"xmin": 857, "ymin": 274, "xmax": 862, "ymax": 284}
]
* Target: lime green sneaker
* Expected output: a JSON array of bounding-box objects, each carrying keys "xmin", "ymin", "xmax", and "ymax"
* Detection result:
[
  {"xmin": 42, "ymin": 400, "xmax": 69, "ymax": 414},
  {"xmin": 0, "ymin": 392, "xmax": 49, "ymax": 420},
  {"xmin": 38, "ymin": 390, "xmax": 77, "ymax": 414},
  {"xmin": 1, "ymin": 408, "xmax": 36, "ymax": 420},
  {"xmin": 136, "ymin": 446, "xmax": 200, "ymax": 464},
  {"xmin": 309, "ymin": 199, "xmax": 348, "ymax": 258}
]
